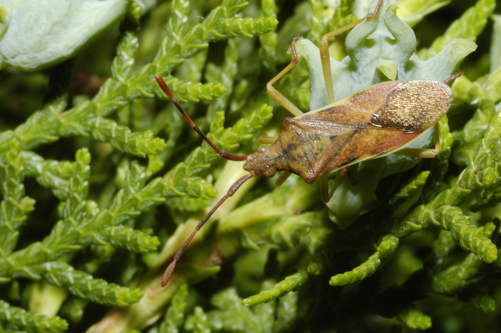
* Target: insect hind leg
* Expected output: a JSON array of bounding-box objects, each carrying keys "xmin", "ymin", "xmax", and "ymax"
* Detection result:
[
  {"xmin": 392, "ymin": 123, "xmax": 441, "ymax": 159},
  {"xmin": 319, "ymin": 0, "xmax": 383, "ymax": 104}
]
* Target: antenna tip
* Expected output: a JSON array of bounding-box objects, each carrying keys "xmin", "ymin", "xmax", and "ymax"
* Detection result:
[{"xmin": 161, "ymin": 261, "xmax": 176, "ymax": 287}]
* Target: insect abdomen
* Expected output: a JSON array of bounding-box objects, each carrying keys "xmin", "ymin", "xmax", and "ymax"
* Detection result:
[{"xmin": 372, "ymin": 80, "xmax": 453, "ymax": 132}]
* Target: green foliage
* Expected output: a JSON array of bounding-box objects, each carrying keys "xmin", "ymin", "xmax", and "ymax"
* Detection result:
[
  {"xmin": 329, "ymin": 234, "xmax": 399, "ymax": 286},
  {"xmin": 242, "ymin": 272, "xmax": 308, "ymax": 307},
  {"xmin": 418, "ymin": 0, "xmax": 496, "ymax": 59},
  {"xmin": 0, "ymin": 300, "xmax": 68, "ymax": 333},
  {"xmin": 181, "ymin": 285, "xmax": 296, "ymax": 333},
  {"xmin": 397, "ymin": 308, "xmax": 432, "ymax": 330},
  {"xmin": 1, "ymin": 0, "xmax": 501, "ymax": 332},
  {"xmin": 157, "ymin": 284, "xmax": 189, "ymax": 333}
]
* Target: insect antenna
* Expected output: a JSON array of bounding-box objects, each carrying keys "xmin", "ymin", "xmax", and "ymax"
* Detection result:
[
  {"xmin": 156, "ymin": 74, "xmax": 256, "ymax": 286},
  {"xmin": 161, "ymin": 173, "xmax": 254, "ymax": 287},
  {"xmin": 155, "ymin": 74, "xmax": 247, "ymax": 162}
]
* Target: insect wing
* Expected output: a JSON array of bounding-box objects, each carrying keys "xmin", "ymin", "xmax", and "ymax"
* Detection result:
[
  {"xmin": 274, "ymin": 80, "xmax": 452, "ymax": 183},
  {"xmin": 284, "ymin": 116, "xmax": 420, "ymax": 182},
  {"xmin": 318, "ymin": 126, "xmax": 421, "ymax": 176}
]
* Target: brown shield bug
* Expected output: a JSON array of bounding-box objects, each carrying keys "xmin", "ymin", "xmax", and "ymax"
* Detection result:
[{"xmin": 155, "ymin": 0, "xmax": 461, "ymax": 287}]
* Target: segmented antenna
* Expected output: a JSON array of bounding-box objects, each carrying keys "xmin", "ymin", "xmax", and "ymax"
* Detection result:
[
  {"xmin": 155, "ymin": 75, "xmax": 247, "ymax": 162},
  {"xmin": 155, "ymin": 75, "xmax": 254, "ymax": 286},
  {"xmin": 161, "ymin": 173, "xmax": 253, "ymax": 286}
]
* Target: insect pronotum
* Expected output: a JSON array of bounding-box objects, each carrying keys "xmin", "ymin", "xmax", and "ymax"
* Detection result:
[{"xmin": 155, "ymin": 0, "xmax": 461, "ymax": 287}]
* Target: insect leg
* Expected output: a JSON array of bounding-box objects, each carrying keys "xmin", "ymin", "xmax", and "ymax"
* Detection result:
[
  {"xmin": 392, "ymin": 124, "xmax": 441, "ymax": 158},
  {"xmin": 258, "ymin": 136, "xmax": 278, "ymax": 144},
  {"xmin": 319, "ymin": 0, "xmax": 383, "ymax": 104},
  {"xmin": 320, "ymin": 168, "xmax": 350, "ymax": 203},
  {"xmin": 266, "ymin": 36, "xmax": 304, "ymax": 117},
  {"xmin": 329, "ymin": 169, "xmax": 350, "ymax": 201},
  {"xmin": 320, "ymin": 175, "xmax": 329, "ymax": 203},
  {"xmin": 275, "ymin": 171, "xmax": 292, "ymax": 186}
]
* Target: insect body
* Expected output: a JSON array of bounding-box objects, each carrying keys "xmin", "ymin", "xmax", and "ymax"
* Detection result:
[
  {"xmin": 155, "ymin": 0, "xmax": 460, "ymax": 287},
  {"xmin": 246, "ymin": 79, "xmax": 453, "ymax": 184}
]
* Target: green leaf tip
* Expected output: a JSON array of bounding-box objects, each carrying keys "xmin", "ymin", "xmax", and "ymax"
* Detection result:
[
  {"xmin": 397, "ymin": 308, "xmax": 432, "ymax": 330},
  {"xmin": 243, "ymin": 271, "xmax": 308, "ymax": 307},
  {"xmin": 225, "ymin": 17, "xmax": 278, "ymax": 38},
  {"xmin": 34, "ymin": 262, "xmax": 143, "ymax": 307},
  {"xmin": 330, "ymin": 235, "xmax": 399, "ymax": 286},
  {"xmin": 436, "ymin": 206, "xmax": 497, "ymax": 263}
]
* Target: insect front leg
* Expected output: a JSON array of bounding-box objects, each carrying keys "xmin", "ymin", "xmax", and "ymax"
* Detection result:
[
  {"xmin": 266, "ymin": 36, "xmax": 304, "ymax": 117},
  {"xmin": 275, "ymin": 171, "xmax": 292, "ymax": 186},
  {"xmin": 319, "ymin": 0, "xmax": 383, "ymax": 104}
]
